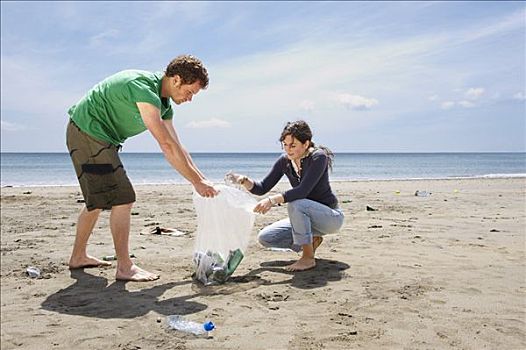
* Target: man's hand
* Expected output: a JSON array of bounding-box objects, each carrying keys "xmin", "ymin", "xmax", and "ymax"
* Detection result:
[{"xmin": 194, "ymin": 180, "xmax": 218, "ymax": 198}]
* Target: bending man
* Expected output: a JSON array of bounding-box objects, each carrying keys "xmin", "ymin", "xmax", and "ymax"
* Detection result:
[{"xmin": 66, "ymin": 55, "xmax": 217, "ymax": 281}]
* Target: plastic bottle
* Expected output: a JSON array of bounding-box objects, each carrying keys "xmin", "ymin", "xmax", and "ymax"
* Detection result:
[
  {"xmin": 414, "ymin": 190, "xmax": 430, "ymax": 197},
  {"xmin": 167, "ymin": 315, "xmax": 215, "ymax": 337},
  {"xmin": 26, "ymin": 266, "xmax": 41, "ymax": 278},
  {"xmin": 102, "ymin": 253, "xmax": 136, "ymax": 261}
]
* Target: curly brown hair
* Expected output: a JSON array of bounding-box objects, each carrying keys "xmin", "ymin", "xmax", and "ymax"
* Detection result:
[
  {"xmin": 279, "ymin": 120, "xmax": 334, "ymax": 171},
  {"xmin": 165, "ymin": 55, "xmax": 209, "ymax": 89}
]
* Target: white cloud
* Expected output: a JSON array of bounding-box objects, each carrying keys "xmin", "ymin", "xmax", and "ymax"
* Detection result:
[
  {"xmin": 512, "ymin": 92, "xmax": 526, "ymax": 101},
  {"xmin": 1, "ymin": 120, "xmax": 25, "ymax": 131},
  {"xmin": 442, "ymin": 99, "xmax": 477, "ymax": 109},
  {"xmin": 458, "ymin": 100, "xmax": 475, "ymax": 108},
  {"xmin": 465, "ymin": 87, "xmax": 485, "ymax": 100},
  {"xmin": 185, "ymin": 118, "xmax": 231, "ymax": 129},
  {"xmin": 337, "ymin": 93, "xmax": 379, "ymax": 110},
  {"xmin": 206, "ymin": 33, "xmax": 442, "ymax": 119},
  {"xmin": 460, "ymin": 9, "xmax": 525, "ymax": 44},
  {"xmin": 428, "ymin": 94, "xmax": 439, "ymax": 101},
  {"xmin": 441, "ymin": 101, "xmax": 455, "ymax": 110},
  {"xmin": 89, "ymin": 29, "xmax": 120, "ymax": 47},
  {"xmin": 299, "ymin": 100, "xmax": 314, "ymax": 112}
]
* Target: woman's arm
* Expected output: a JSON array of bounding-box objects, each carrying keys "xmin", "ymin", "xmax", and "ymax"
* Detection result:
[
  {"xmin": 282, "ymin": 151, "xmax": 328, "ymax": 203},
  {"xmin": 249, "ymin": 156, "xmax": 285, "ymax": 195},
  {"xmin": 228, "ymin": 156, "xmax": 285, "ymax": 195}
]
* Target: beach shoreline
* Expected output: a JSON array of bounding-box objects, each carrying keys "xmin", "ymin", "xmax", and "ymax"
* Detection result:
[
  {"xmin": 1, "ymin": 177, "xmax": 525, "ymax": 349},
  {"xmin": 3, "ymin": 173, "xmax": 526, "ymax": 189}
]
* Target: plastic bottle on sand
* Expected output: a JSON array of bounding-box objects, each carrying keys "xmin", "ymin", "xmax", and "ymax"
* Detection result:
[
  {"xmin": 167, "ymin": 315, "xmax": 215, "ymax": 337},
  {"xmin": 26, "ymin": 266, "xmax": 41, "ymax": 278},
  {"xmin": 415, "ymin": 190, "xmax": 430, "ymax": 197}
]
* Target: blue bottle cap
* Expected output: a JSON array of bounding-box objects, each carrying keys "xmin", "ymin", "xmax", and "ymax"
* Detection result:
[{"xmin": 203, "ymin": 321, "xmax": 215, "ymax": 331}]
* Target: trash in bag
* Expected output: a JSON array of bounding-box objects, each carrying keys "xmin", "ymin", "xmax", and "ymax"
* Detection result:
[
  {"xmin": 193, "ymin": 248, "xmax": 245, "ymax": 284},
  {"xmin": 192, "ymin": 184, "xmax": 256, "ymax": 285}
]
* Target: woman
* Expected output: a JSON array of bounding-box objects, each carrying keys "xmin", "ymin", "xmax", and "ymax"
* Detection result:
[{"xmin": 228, "ymin": 120, "xmax": 344, "ymax": 271}]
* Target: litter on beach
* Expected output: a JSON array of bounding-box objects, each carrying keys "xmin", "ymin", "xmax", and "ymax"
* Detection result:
[
  {"xmin": 415, "ymin": 190, "xmax": 431, "ymax": 197},
  {"xmin": 26, "ymin": 266, "xmax": 41, "ymax": 278},
  {"xmin": 140, "ymin": 226, "xmax": 188, "ymax": 237}
]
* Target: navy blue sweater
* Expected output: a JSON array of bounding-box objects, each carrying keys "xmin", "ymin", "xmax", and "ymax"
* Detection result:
[{"xmin": 250, "ymin": 149, "xmax": 339, "ymax": 209}]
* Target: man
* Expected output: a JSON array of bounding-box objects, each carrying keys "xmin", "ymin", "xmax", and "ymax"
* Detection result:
[{"xmin": 66, "ymin": 55, "xmax": 218, "ymax": 282}]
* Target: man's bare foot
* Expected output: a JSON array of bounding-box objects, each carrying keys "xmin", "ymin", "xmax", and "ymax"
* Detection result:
[
  {"xmin": 116, "ymin": 264, "xmax": 159, "ymax": 282},
  {"xmin": 284, "ymin": 257, "xmax": 316, "ymax": 272},
  {"xmin": 313, "ymin": 236, "xmax": 324, "ymax": 254},
  {"xmin": 69, "ymin": 255, "xmax": 112, "ymax": 269}
]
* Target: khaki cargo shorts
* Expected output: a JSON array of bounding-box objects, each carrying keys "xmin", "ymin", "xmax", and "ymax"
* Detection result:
[{"xmin": 66, "ymin": 120, "xmax": 135, "ymax": 211}]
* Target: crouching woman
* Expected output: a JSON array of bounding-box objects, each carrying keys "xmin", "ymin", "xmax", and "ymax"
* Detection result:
[{"xmin": 229, "ymin": 120, "xmax": 344, "ymax": 271}]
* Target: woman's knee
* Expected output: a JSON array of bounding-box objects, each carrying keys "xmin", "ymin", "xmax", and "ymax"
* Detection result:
[
  {"xmin": 257, "ymin": 229, "xmax": 273, "ymax": 247},
  {"xmin": 286, "ymin": 199, "xmax": 309, "ymax": 215}
]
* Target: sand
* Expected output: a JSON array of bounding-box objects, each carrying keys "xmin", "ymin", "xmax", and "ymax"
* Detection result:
[{"xmin": 1, "ymin": 178, "xmax": 525, "ymax": 350}]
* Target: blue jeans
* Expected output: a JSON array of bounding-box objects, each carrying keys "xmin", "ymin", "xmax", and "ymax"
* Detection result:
[{"xmin": 257, "ymin": 199, "xmax": 345, "ymax": 252}]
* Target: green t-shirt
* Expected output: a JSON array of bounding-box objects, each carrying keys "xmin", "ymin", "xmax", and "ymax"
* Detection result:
[{"xmin": 68, "ymin": 70, "xmax": 173, "ymax": 145}]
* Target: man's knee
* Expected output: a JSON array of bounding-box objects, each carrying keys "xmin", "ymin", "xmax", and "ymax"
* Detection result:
[
  {"xmin": 83, "ymin": 206, "xmax": 102, "ymax": 216},
  {"xmin": 112, "ymin": 202, "xmax": 134, "ymax": 211}
]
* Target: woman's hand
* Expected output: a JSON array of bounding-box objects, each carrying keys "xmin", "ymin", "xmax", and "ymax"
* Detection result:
[
  {"xmin": 225, "ymin": 171, "xmax": 246, "ymax": 185},
  {"xmin": 253, "ymin": 197, "xmax": 273, "ymax": 214}
]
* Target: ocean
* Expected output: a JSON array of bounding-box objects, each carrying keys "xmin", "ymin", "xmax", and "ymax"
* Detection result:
[{"xmin": 1, "ymin": 152, "xmax": 525, "ymax": 187}]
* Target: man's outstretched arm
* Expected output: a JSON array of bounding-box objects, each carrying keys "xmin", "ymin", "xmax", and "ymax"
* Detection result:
[
  {"xmin": 137, "ymin": 102, "xmax": 217, "ymax": 197},
  {"xmin": 162, "ymin": 118, "xmax": 206, "ymax": 179}
]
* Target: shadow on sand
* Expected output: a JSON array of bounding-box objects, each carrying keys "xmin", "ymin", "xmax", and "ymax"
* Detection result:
[
  {"xmin": 189, "ymin": 258, "xmax": 350, "ymax": 295},
  {"xmin": 242, "ymin": 258, "xmax": 350, "ymax": 289},
  {"xmin": 41, "ymin": 269, "xmax": 207, "ymax": 319},
  {"xmin": 42, "ymin": 258, "xmax": 350, "ymax": 317}
]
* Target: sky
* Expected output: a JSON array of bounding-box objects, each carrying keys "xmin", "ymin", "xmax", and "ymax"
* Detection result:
[{"xmin": 1, "ymin": 1, "xmax": 525, "ymax": 153}]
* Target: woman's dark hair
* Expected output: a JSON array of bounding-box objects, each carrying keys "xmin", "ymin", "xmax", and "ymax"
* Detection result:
[
  {"xmin": 165, "ymin": 55, "xmax": 209, "ymax": 89},
  {"xmin": 279, "ymin": 120, "xmax": 334, "ymax": 171}
]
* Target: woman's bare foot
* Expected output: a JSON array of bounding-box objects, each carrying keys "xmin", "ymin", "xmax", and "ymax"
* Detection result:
[
  {"xmin": 284, "ymin": 256, "xmax": 316, "ymax": 271},
  {"xmin": 116, "ymin": 264, "xmax": 159, "ymax": 282},
  {"xmin": 312, "ymin": 236, "xmax": 324, "ymax": 254},
  {"xmin": 69, "ymin": 255, "xmax": 112, "ymax": 269}
]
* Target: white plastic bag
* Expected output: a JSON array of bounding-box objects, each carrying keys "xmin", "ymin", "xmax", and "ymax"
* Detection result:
[{"xmin": 192, "ymin": 184, "xmax": 256, "ymax": 285}]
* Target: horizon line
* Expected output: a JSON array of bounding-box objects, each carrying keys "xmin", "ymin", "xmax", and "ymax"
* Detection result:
[{"xmin": 1, "ymin": 151, "xmax": 525, "ymax": 154}]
